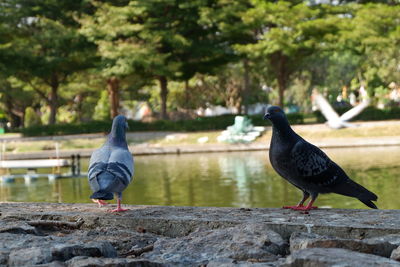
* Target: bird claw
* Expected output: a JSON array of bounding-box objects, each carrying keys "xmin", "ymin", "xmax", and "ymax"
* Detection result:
[
  {"xmin": 283, "ymin": 205, "xmax": 318, "ymax": 211},
  {"xmin": 109, "ymin": 208, "xmax": 129, "ymax": 213},
  {"xmin": 92, "ymin": 199, "xmax": 108, "ymax": 207}
]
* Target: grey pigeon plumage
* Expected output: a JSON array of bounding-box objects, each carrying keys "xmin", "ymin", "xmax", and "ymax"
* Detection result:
[
  {"xmin": 88, "ymin": 115, "xmax": 134, "ymax": 212},
  {"xmin": 264, "ymin": 106, "xmax": 378, "ymax": 211}
]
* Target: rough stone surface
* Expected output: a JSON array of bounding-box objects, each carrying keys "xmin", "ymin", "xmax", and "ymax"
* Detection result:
[
  {"xmin": 9, "ymin": 247, "xmax": 53, "ymax": 266},
  {"xmin": 65, "ymin": 256, "xmax": 166, "ymax": 267},
  {"xmin": 391, "ymin": 246, "xmax": 400, "ymax": 261},
  {"xmin": 8, "ymin": 241, "xmax": 116, "ymax": 266},
  {"xmin": 51, "ymin": 242, "xmax": 117, "ymax": 260},
  {"xmin": 206, "ymin": 257, "xmax": 283, "ymax": 267},
  {"xmin": 0, "ymin": 231, "xmax": 119, "ymax": 266},
  {"xmin": 1, "ymin": 203, "xmax": 400, "ymax": 240},
  {"xmin": 365, "ymin": 235, "xmax": 400, "ymax": 248},
  {"xmin": 84, "ymin": 229, "xmax": 158, "ymax": 255},
  {"xmin": 2, "ymin": 203, "xmax": 400, "ymax": 266},
  {"xmin": 143, "ymin": 223, "xmax": 286, "ymax": 266},
  {"xmin": 290, "ymin": 232, "xmax": 400, "ymax": 257},
  {"xmin": 0, "ymin": 220, "xmax": 38, "ymax": 235},
  {"xmin": 282, "ymin": 248, "xmax": 400, "ymax": 267}
]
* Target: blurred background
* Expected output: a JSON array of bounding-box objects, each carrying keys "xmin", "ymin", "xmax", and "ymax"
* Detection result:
[{"xmin": 0, "ymin": 0, "xmax": 399, "ymax": 209}]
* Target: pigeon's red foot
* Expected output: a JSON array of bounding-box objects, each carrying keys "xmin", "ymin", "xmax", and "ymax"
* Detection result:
[
  {"xmin": 92, "ymin": 199, "xmax": 108, "ymax": 207},
  {"xmin": 109, "ymin": 207, "xmax": 129, "ymax": 212},
  {"xmin": 283, "ymin": 205, "xmax": 318, "ymax": 211},
  {"xmin": 283, "ymin": 205, "xmax": 302, "ymax": 209}
]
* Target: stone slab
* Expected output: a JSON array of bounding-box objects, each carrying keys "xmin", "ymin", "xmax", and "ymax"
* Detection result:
[{"xmin": 1, "ymin": 203, "xmax": 400, "ymax": 240}]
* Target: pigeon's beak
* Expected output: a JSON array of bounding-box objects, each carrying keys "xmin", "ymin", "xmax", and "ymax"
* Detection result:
[{"xmin": 263, "ymin": 113, "xmax": 271, "ymax": 120}]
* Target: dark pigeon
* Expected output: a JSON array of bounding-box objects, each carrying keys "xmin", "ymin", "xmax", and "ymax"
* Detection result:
[
  {"xmin": 264, "ymin": 106, "xmax": 378, "ymax": 211},
  {"xmin": 88, "ymin": 115, "xmax": 134, "ymax": 212}
]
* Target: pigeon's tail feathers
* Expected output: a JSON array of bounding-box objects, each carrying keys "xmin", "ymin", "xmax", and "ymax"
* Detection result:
[
  {"xmin": 359, "ymin": 198, "xmax": 378, "ymax": 209},
  {"xmin": 357, "ymin": 188, "xmax": 378, "ymax": 201},
  {"xmin": 332, "ymin": 179, "xmax": 378, "ymax": 209},
  {"xmin": 357, "ymin": 189, "xmax": 378, "ymax": 209},
  {"xmin": 90, "ymin": 190, "xmax": 113, "ymax": 200}
]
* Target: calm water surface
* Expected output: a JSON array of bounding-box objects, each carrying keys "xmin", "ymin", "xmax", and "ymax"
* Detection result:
[{"xmin": 1, "ymin": 147, "xmax": 400, "ymax": 209}]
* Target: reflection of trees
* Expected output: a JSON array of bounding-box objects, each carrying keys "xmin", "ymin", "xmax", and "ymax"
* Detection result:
[
  {"xmin": 0, "ymin": 183, "xmax": 12, "ymax": 201},
  {"xmin": 218, "ymin": 154, "xmax": 266, "ymax": 207},
  {"xmin": 161, "ymin": 167, "xmax": 172, "ymax": 206},
  {"xmin": 72, "ymin": 178, "xmax": 83, "ymax": 202},
  {"xmin": 187, "ymin": 170, "xmax": 195, "ymax": 206},
  {"xmin": 53, "ymin": 180, "xmax": 62, "ymax": 203}
]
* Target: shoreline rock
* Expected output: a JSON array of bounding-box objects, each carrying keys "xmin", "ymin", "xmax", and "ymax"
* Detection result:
[{"xmin": 1, "ymin": 203, "xmax": 400, "ymax": 266}]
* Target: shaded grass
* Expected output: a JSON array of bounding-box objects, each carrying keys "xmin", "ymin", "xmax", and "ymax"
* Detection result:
[
  {"xmin": 2, "ymin": 138, "xmax": 105, "ymax": 153},
  {"xmin": 297, "ymin": 123, "xmax": 400, "ymax": 139}
]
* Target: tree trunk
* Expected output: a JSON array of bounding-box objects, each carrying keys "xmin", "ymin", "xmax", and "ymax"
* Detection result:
[
  {"xmin": 4, "ymin": 98, "xmax": 22, "ymax": 128},
  {"xmin": 242, "ymin": 58, "xmax": 251, "ymax": 114},
  {"xmin": 184, "ymin": 80, "xmax": 190, "ymax": 110},
  {"xmin": 107, "ymin": 77, "xmax": 120, "ymax": 119},
  {"xmin": 277, "ymin": 78, "xmax": 285, "ymax": 108},
  {"xmin": 48, "ymin": 74, "xmax": 59, "ymax": 125},
  {"xmin": 75, "ymin": 93, "xmax": 84, "ymax": 123},
  {"xmin": 158, "ymin": 76, "xmax": 168, "ymax": 120},
  {"xmin": 276, "ymin": 54, "xmax": 287, "ymax": 108}
]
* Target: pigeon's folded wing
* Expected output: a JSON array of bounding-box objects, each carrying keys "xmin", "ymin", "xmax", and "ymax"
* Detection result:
[
  {"xmin": 88, "ymin": 146, "xmax": 110, "ymax": 179},
  {"xmin": 108, "ymin": 148, "xmax": 134, "ymax": 183},
  {"xmin": 89, "ymin": 146, "xmax": 110, "ymax": 166},
  {"xmin": 290, "ymin": 141, "xmax": 340, "ymax": 186}
]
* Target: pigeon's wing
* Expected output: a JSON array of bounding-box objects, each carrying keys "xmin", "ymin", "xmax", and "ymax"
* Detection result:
[
  {"xmin": 339, "ymin": 99, "xmax": 370, "ymax": 121},
  {"xmin": 88, "ymin": 145, "xmax": 110, "ymax": 180},
  {"xmin": 89, "ymin": 145, "xmax": 110, "ymax": 167},
  {"xmin": 108, "ymin": 147, "xmax": 134, "ymax": 183},
  {"xmin": 290, "ymin": 140, "xmax": 341, "ymax": 187}
]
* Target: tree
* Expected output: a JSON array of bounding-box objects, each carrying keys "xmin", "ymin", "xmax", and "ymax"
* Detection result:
[
  {"xmin": 236, "ymin": 1, "xmax": 343, "ymax": 107},
  {"xmin": 3, "ymin": 0, "xmax": 96, "ymax": 124},
  {"xmin": 81, "ymin": 0, "xmax": 236, "ymax": 119},
  {"xmin": 340, "ymin": 3, "xmax": 400, "ymax": 91},
  {"xmin": 0, "ymin": 76, "xmax": 37, "ymax": 127},
  {"xmin": 199, "ymin": 0, "xmax": 259, "ymax": 113}
]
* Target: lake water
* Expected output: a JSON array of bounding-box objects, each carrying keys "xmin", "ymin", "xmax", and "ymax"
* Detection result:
[{"xmin": 1, "ymin": 146, "xmax": 400, "ymax": 209}]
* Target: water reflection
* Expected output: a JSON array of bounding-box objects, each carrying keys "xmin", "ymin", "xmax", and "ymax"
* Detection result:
[{"xmin": 1, "ymin": 146, "xmax": 400, "ymax": 209}]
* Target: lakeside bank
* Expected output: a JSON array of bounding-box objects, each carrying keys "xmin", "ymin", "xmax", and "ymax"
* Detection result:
[
  {"xmin": 1, "ymin": 135, "xmax": 400, "ymax": 160},
  {"xmin": 3, "ymin": 120, "xmax": 400, "ymax": 159}
]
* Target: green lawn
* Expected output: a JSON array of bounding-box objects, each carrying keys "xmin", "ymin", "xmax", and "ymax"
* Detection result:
[{"xmin": 2, "ymin": 121, "xmax": 400, "ymax": 153}]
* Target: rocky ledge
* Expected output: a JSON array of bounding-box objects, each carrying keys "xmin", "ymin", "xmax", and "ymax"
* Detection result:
[{"xmin": 0, "ymin": 203, "xmax": 400, "ymax": 266}]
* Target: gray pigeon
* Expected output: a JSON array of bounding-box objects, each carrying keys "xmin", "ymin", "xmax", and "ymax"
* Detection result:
[
  {"xmin": 88, "ymin": 115, "xmax": 134, "ymax": 212},
  {"xmin": 264, "ymin": 106, "xmax": 378, "ymax": 211}
]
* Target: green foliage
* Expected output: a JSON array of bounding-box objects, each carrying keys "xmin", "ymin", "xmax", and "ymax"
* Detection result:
[
  {"xmin": 19, "ymin": 113, "xmax": 304, "ymax": 137},
  {"xmin": 1, "ymin": 0, "xmax": 97, "ymax": 125},
  {"xmin": 80, "ymin": 0, "xmax": 240, "ymax": 119},
  {"xmin": 235, "ymin": 1, "xmax": 343, "ymax": 106},
  {"xmin": 2, "ymin": 0, "xmax": 400, "ymax": 126},
  {"xmin": 0, "ymin": 75, "xmax": 38, "ymax": 127},
  {"xmin": 339, "ymin": 3, "xmax": 400, "ymax": 92},
  {"xmin": 24, "ymin": 107, "xmax": 42, "ymax": 128},
  {"xmin": 93, "ymin": 90, "xmax": 111, "ymax": 121}
]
